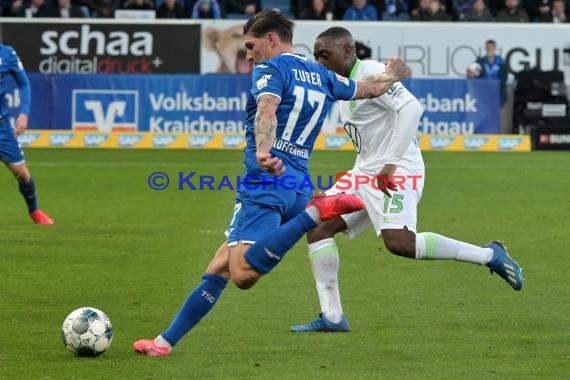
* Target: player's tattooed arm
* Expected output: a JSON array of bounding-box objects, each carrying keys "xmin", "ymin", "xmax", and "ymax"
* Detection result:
[
  {"xmin": 254, "ymin": 94, "xmax": 285, "ymax": 176},
  {"xmin": 254, "ymin": 95, "xmax": 280, "ymax": 154},
  {"xmin": 354, "ymin": 57, "xmax": 411, "ymax": 99}
]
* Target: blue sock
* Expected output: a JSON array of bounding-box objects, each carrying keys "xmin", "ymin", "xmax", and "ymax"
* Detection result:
[
  {"xmin": 245, "ymin": 211, "xmax": 317, "ymax": 275},
  {"xmin": 161, "ymin": 273, "xmax": 228, "ymax": 346},
  {"xmin": 19, "ymin": 176, "xmax": 38, "ymax": 213}
]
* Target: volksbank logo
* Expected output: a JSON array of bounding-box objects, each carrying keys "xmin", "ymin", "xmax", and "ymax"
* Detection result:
[
  {"xmin": 189, "ymin": 134, "xmax": 213, "ymax": 147},
  {"xmin": 223, "ymin": 135, "xmax": 244, "ymax": 148},
  {"xmin": 118, "ymin": 134, "xmax": 144, "ymax": 147},
  {"xmin": 49, "ymin": 133, "xmax": 75, "ymax": 146},
  {"xmin": 18, "ymin": 133, "xmax": 41, "ymax": 146},
  {"xmin": 325, "ymin": 135, "xmax": 350, "ymax": 148},
  {"xmin": 73, "ymin": 90, "xmax": 138, "ymax": 132},
  {"xmin": 152, "ymin": 135, "xmax": 177, "ymax": 148},
  {"xmin": 429, "ymin": 137, "xmax": 455, "ymax": 149},
  {"xmin": 464, "ymin": 137, "xmax": 489, "ymax": 149},
  {"xmin": 498, "ymin": 137, "xmax": 524, "ymax": 150},
  {"xmin": 83, "ymin": 133, "xmax": 110, "ymax": 147}
]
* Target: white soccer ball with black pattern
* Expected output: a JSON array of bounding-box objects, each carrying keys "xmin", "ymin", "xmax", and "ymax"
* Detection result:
[{"xmin": 61, "ymin": 307, "xmax": 113, "ymax": 357}]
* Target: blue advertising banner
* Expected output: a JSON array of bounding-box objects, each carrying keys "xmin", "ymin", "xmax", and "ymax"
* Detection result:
[
  {"xmin": 51, "ymin": 74, "xmax": 251, "ymax": 133},
  {"xmin": 3, "ymin": 73, "xmax": 50, "ymax": 130},
  {"xmin": 5, "ymin": 74, "xmax": 500, "ymax": 134},
  {"xmin": 405, "ymin": 78, "xmax": 500, "ymax": 134}
]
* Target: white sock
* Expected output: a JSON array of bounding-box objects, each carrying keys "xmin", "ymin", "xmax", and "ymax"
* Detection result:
[
  {"xmin": 305, "ymin": 207, "xmax": 322, "ymax": 225},
  {"xmin": 415, "ymin": 232, "xmax": 493, "ymax": 265},
  {"xmin": 308, "ymin": 238, "xmax": 344, "ymax": 323},
  {"xmin": 154, "ymin": 335, "xmax": 172, "ymax": 349}
]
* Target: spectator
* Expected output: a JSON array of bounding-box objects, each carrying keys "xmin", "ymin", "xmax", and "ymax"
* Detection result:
[
  {"xmin": 550, "ymin": 0, "xmax": 568, "ymax": 22},
  {"xmin": 476, "ymin": 39, "xmax": 508, "ymax": 106},
  {"xmin": 12, "ymin": 0, "xmax": 51, "ymax": 16},
  {"xmin": 458, "ymin": 0, "xmax": 494, "ymax": 20},
  {"xmin": 343, "ymin": 0, "xmax": 379, "ymax": 19},
  {"xmin": 50, "ymin": 0, "xmax": 88, "ymax": 16},
  {"xmin": 451, "ymin": 0, "xmax": 473, "ymax": 17},
  {"xmin": 122, "ymin": 0, "xmax": 155, "ymax": 10},
  {"xmin": 495, "ymin": 0, "xmax": 529, "ymax": 21},
  {"xmin": 299, "ymin": 0, "xmax": 333, "ymax": 19},
  {"xmin": 10, "ymin": 0, "xmax": 25, "ymax": 16},
  {"xmin": 225, "ymin": 0, "xmax": 261, "ymax": 16},
  {"xmin": 191, "ymin": 0, "xmax": 221, "ymax": 18},
  {"xmin": 90, "ymin": 0, "xmax": 119, "ymax": 16},
  {"xmin": 156, "ymin": 0, "xmax": 185, "ymax": 18},
  {"xmin": 377, "ymin": 0, "xmax": 411, "ymax": 20},
  {"xmin": 411, "ymin": 0, "xmax": 451, "ymax": 20}
]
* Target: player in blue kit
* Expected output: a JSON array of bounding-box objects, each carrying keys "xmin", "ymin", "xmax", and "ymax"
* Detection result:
[
  {"xmin": 134, "ymin": 10, "xmax": 411, "ymax": 357},
  {"xmin": 0, "ymin": 44, "xmax": 53, "ymax": 224}
]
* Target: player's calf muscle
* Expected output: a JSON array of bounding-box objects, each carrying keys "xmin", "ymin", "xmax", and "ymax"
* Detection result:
[{"xmin": 229, "ymin": 244, "xmax": 261, "ymax": 290}]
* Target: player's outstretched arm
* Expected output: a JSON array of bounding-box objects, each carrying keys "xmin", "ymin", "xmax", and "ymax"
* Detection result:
[
  {"xmin": 254, "ymin": 94, "xmax": 285, "ymax": 176},
  {"xmin": 354, "ymin": 57, "xmax": 411, "ymax": 99}
]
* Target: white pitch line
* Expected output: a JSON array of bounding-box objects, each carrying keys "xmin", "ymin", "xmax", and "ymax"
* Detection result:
[{"xmin": 27, "ymin": 162, "xmax": 569, "ymax": 171}]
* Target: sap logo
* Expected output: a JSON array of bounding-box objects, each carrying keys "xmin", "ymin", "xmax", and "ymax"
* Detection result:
[
  {"xmin": 152, "ymin": 135, "xmax": 177, "ymax": 148},
  {"xmin": 429, "ymin": 137, "xmax": 455, "ymax": 149},
  {"xmin": 189, "ymin": 134, "xmax": 213, "ymax": 147},
  {"xmin": 325, "ymin": 136, "xmax": 350, "ymax": 148},
  {"xmin": 223, "ymin": 135, "xmax": 244, "ymax": 148},
  {"xmin": 49, "ymin": 133, "xmax": 75, "ymax": 146},
  {"xmin": 498, "ymin": 137, "xmax": 524, "ymax": 150},
  {"xmin": 118, "ymin": 134, "xmax": 144, "ymax": 147},
  {"xmin": 83, "ymin": 134, "xmax": 109, "ymax": 147},
  {"xmin": 464, "ymin": 137, "xmax": 489, "ymax": 150},
  {"xmin": 18, "ymin": 133, "xmax": 41, "ymax": 146},
  {"xmin": 73, "ymin": 90, "xmax": 138, "ymax": 132}
]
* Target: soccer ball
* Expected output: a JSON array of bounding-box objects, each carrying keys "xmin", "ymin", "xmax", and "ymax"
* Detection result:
[{"xmin": 61, "ymin": 307, "xmax": 113, "ymax": 357}]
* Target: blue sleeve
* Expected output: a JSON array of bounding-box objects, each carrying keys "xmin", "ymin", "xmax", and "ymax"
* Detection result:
[
  {"xmin": 212, "ymin": 0, "xmax": 221, "ymax": 18},
  {"xmin": 324, "ymin": 69, "xmax": 357, "ymax": 101},
  {"xmin": 368, "ymin": 6, "xmax": 378, "ymax": 20},
  {"xmin": 250, "ymin": 62, "xmax": 284, "ymax": 103},
  {"xmin": 7, "ymin": 48, "xmax": 31, "ymax": 115}
]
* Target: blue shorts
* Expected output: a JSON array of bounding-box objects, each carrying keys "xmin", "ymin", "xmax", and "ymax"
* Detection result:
[
  {"xmin": 0, "ymin": 121, "xmax": 25, "ymax": 165},
  {"xmin": 226, "ymin": 188, "xmax": 311, "ymax": 246}
]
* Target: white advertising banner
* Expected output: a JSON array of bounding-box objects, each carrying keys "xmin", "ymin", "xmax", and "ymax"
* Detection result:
[{"xmin": 201, "ymin": 20, "xmax": 570, "ymax": 81}]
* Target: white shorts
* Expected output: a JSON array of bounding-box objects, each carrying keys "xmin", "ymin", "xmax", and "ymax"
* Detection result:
[{"xmin": 326, "ymin": 165, "xmax": 425, "ymax": 240}]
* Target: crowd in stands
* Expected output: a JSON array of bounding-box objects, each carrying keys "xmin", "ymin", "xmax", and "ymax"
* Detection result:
[{"xmin": 0, "ymin": 0, "xmax": 567, "ymax": 22}]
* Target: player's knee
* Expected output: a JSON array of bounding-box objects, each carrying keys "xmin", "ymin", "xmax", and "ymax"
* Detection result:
[
  {"xmin": 383, "ymin": 234, "xmax": 415, "ymax": 258},
  {"xmin": 231, "ymin": 274, "xmax": 257, "ymax": 290},
  {"xmin": 11, "ymin": 166, "xmax": 30, "ymax": 183}
]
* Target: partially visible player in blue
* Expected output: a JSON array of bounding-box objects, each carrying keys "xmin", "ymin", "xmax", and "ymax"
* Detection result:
[
  {"xmin": 134, "ymin": 10, "xmax": 410, "ymax": 356},
  {"xmin": 0, "ymin": 44, "xmax": 53, "ymax": 224}
]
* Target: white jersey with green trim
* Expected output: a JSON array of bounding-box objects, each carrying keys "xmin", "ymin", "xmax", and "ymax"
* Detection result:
[{"xmin": 340, "ymin": 59, "xmax": 423, "ymax": 175}]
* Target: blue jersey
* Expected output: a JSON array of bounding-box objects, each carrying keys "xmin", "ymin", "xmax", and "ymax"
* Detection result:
[
  {"xmin": 242, "ymin": 53, "xmax": 357, "ymax": 193},
  {"xmin": 0, "ymin": 44, "xmax": 31, "ymax": 121}
]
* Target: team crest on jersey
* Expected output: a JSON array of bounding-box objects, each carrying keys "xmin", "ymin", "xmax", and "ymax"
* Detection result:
[
  {"xmin": 349, "ymin": 100, "xmax": 358, "ymax": 111},
  {"xmin": 256, "ymin": 74, "xmax": 272, "ymax": 90}
]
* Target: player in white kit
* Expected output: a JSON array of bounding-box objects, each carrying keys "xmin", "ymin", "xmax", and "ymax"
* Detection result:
[{"xmin": 291, "ymin": 27, "xmax": 524, "ymax": 332}]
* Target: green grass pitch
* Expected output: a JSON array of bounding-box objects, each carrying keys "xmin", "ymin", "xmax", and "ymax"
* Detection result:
[{"xmin": 0, "ymin": 149, "xmax": 569, "ymax": 379}]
